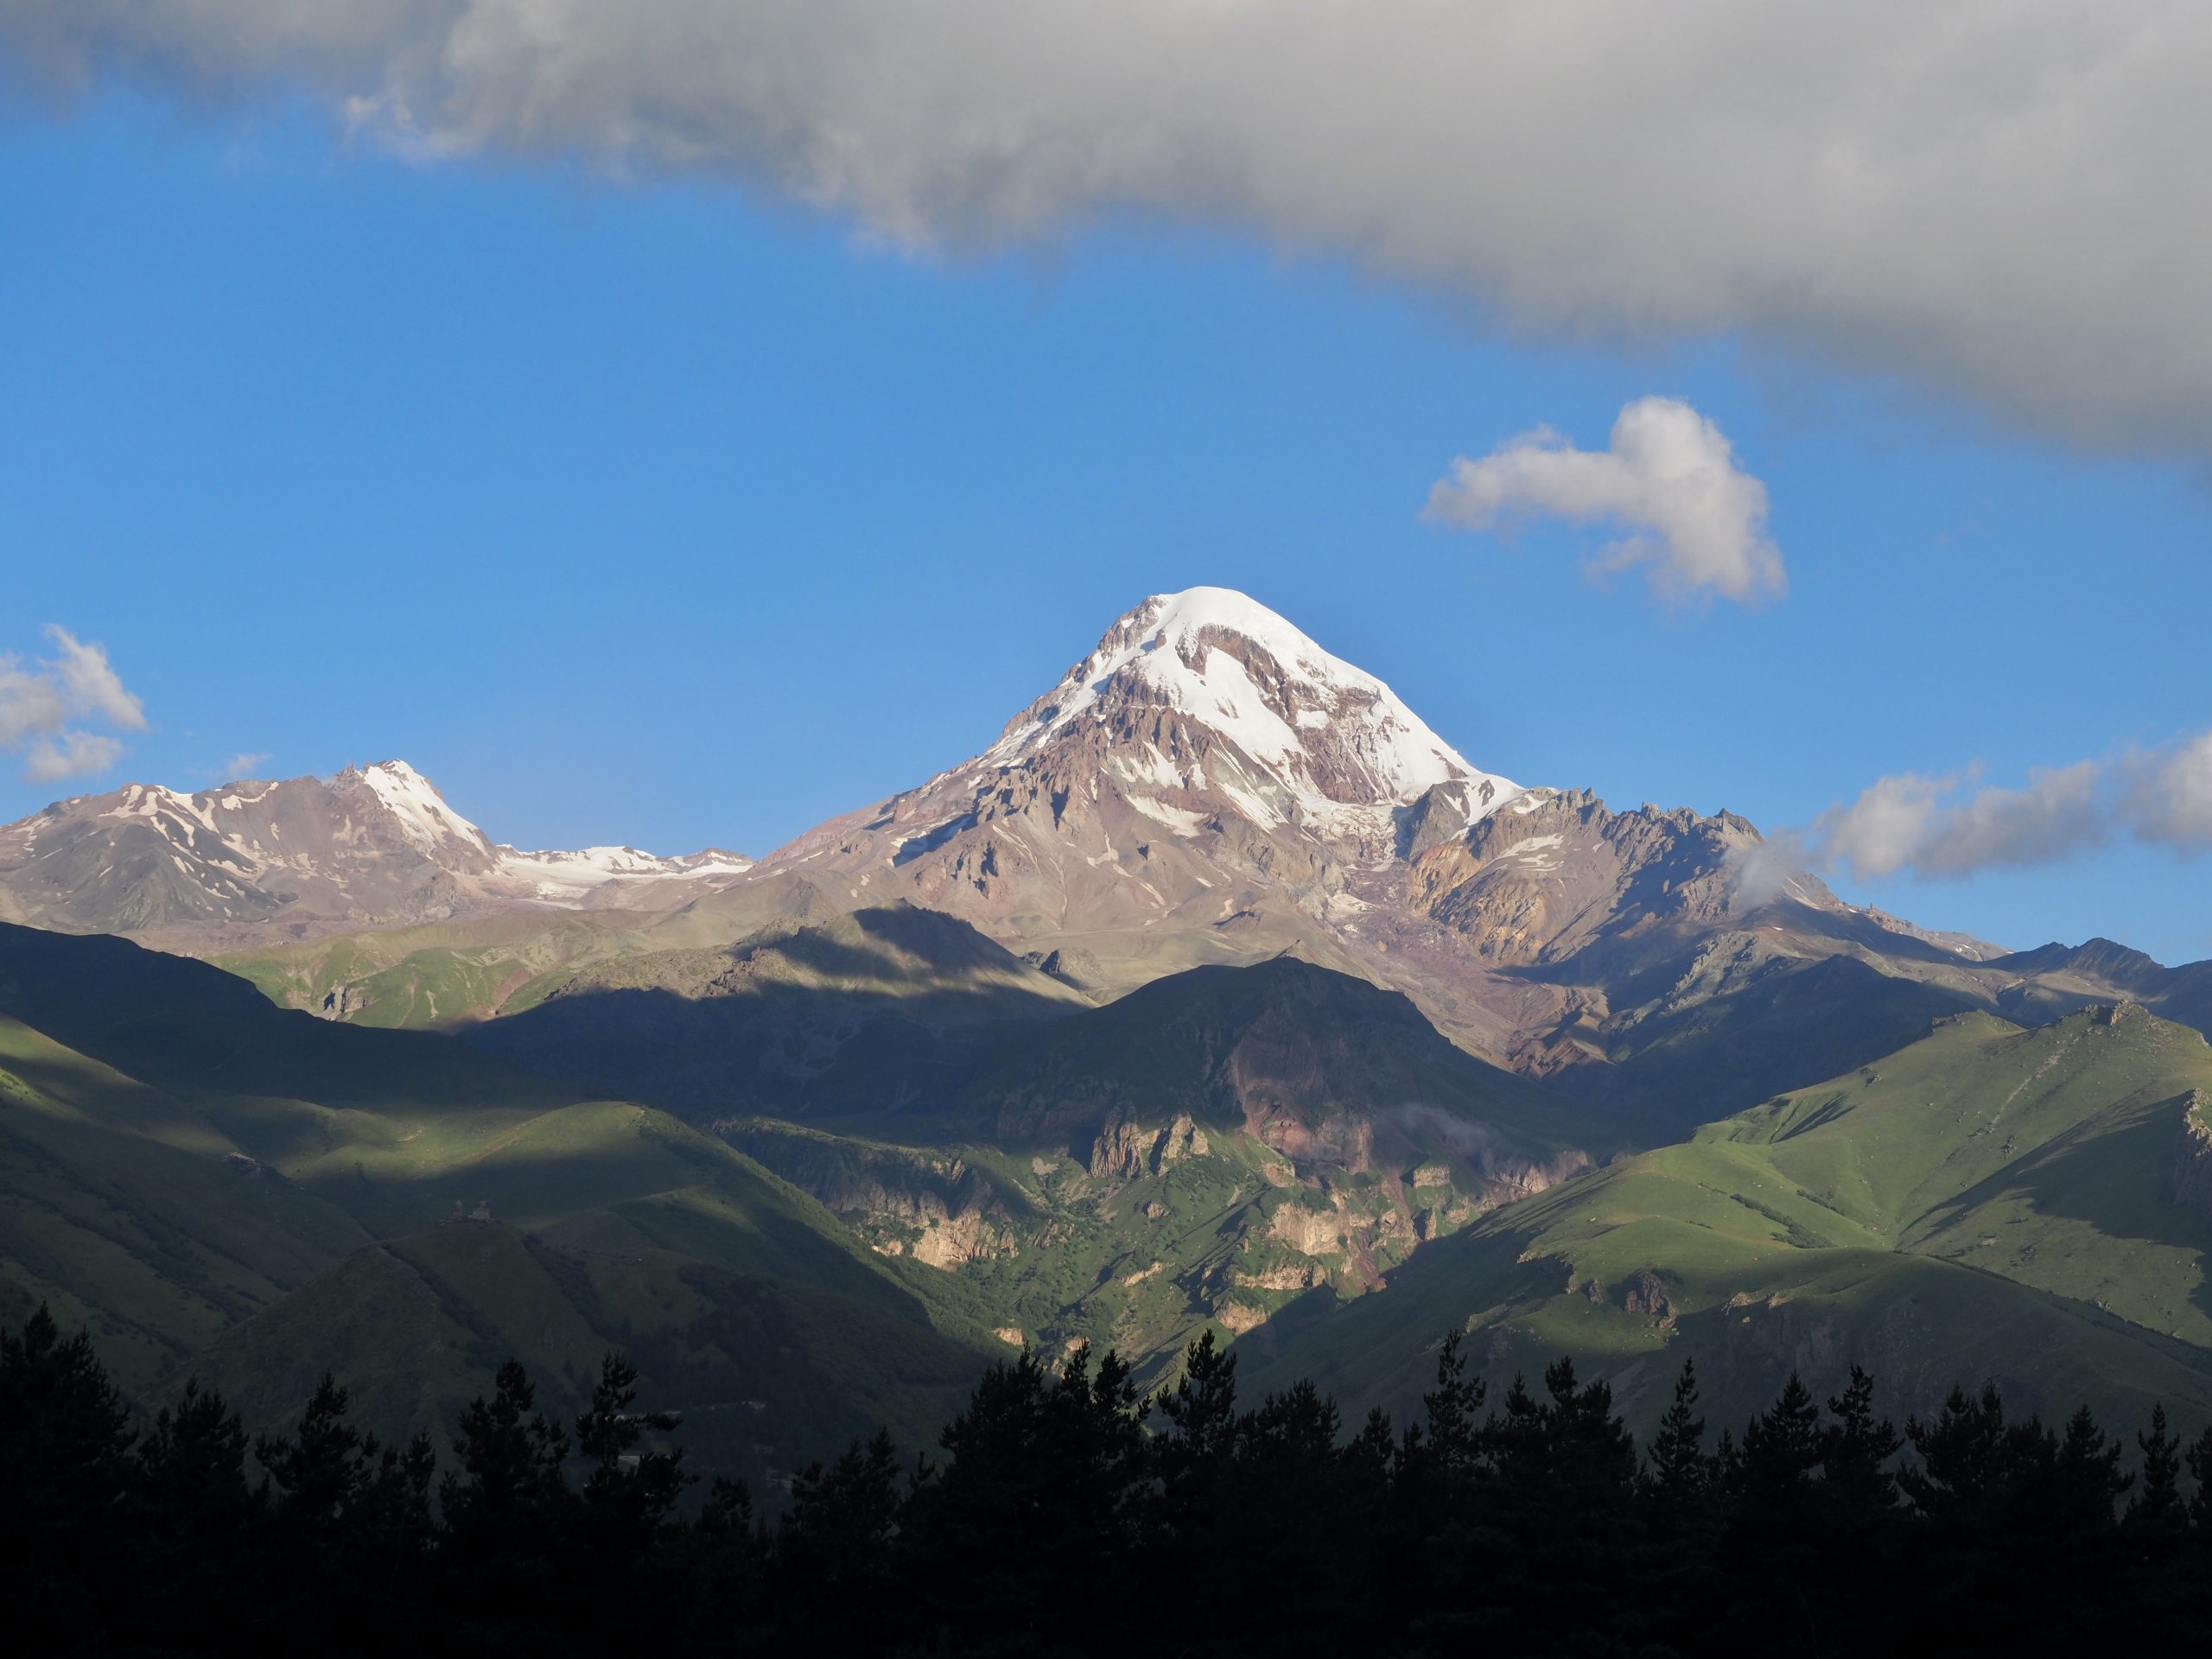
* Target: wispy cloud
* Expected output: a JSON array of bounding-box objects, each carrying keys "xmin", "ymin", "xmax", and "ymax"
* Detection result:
[
  {"xmin": 1426, "ymin": 397, "xmax": 1783, "ymax": 605},
  {"xmin": 219, "ymin": 750, "xmax": 273, "ymax": 780},
  {"xmin": 4, "ymin": 6, "xmax": 2208, "ymax": 452},
  {"xmin": 2120, "ymin": 733, "xmax": 2212, "ymax": 854},
  {"xmin": 1798, "ymin": 734, "xmax": 2212, "ymax": 882},
  {"xmin": 0, "ymin": 625, "xmax": 146, "ymax": 784},
  {"xmin": 23, "ymin": 731, "xmax": 125, "ymax": 783},
  {"xmin": 1813, "ymin": 763, "xmax": 2106, "ymax": 882}
]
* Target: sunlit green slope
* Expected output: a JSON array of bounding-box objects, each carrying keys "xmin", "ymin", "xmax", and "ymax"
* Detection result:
[{"xmin": 1249, "ymin": 1005, "xmax": 2212, "ymax": 1437}]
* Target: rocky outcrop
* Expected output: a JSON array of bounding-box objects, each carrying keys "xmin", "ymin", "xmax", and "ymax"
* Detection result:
[
  {"xmin": 1085, "ymin": 1112, "xmax": 1211, "ymax": 1180},
  {"xmin": 1406, "ymin": 789, "xmax": 1765, "ymax": 969},
  {"xmin": 1268, "ymin": 1204, "xmax": 1344, "ymax": 1256},
  {"xmin": 724, "ymin": 1127, "xmax": 1019, "ymax": 1268},
  {"xmin": 2169, "ymin": 1090, "xmax": 2212, "ymax": 1224}
]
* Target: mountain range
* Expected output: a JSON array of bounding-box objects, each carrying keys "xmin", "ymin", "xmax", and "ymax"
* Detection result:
[
  {"xmin": 0, "ymin": 758, "xmax": 753, "ymax": 949},
  {"xmin": 3, "ymin": 587, "xmax": 2211, "ymax": 1459}
]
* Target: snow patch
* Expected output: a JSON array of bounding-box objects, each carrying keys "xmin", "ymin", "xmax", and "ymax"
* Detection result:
[{"xmin": 1128, "ymin": 796, "xmax": 1208, "ymax": 837}]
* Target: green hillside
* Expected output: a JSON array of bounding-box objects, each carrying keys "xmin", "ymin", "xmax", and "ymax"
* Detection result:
[
  {"xmin": 730, "ymin": 957, "xmax": 1605, "ymax": 1387},
  {"xmin": 0, "ymin": 923, "xmax": 998, "ymax": 1484},
  {"xmin": 1248, "ymin": 1003, "xmax": 2212, "ymax": 1437}
]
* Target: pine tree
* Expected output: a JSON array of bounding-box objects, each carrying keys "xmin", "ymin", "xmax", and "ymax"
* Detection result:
[
  {"xmin": 257, "ymin": 1372, "xmax": 379, "ymax": 1536},
  {"xmin": 1738, "ymin": 1372, "xmax": 1824, "ymax": 1503},
  {"xmin": 2123, "ymin": 1402, "xmax": 2184, "ymax": 1546},
  {"xmin": 1821, "ymin": 1366, "xmax": 1901, "ymax": 1516},
  {"xmin": 2185, "ymin": 1420, "xmax": 2212, "ymax": 1534},
  {"xmin": 137, "ymin": 1378, "xmax": 255, "ymax": 1529},
  {"xmin": 2051, "ymin": 1404, "xmax": 2130, "ymax": 1537},
  {"xmin": 1413, "ymin": 1330, "xmax": 1487, "ymax": 1488},
  {"xmin": 779, "ymin": 1428, "xmax": 906, "ymax": 1643},
  {"xmin": 1901, "ymin": 1382, "xmax": 2014, "ymax": 1520},
  {"xmin": 440, "ymin": 1357, "xmax": 576, "ymax": 1573},
  {"xmin": 1643, "ymin": 1357, "xmax": 1709, "ymax": 1508},
  {"xmin": 1150, "ymin": 1326, "xmax": 1239, "ymax": 1554},
  {"xmin": 0, "ymin": 1305, "xmax": 139, "ymax": 1647},
  {"xmin": 575, "ymin": 1351, "xmax": 691, "ymax": 1553}
]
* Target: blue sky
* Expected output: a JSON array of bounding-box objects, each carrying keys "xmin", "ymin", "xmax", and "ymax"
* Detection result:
[{"xmin": 4, "ymin": 90, "xmax": 2209, "ymax": 961}]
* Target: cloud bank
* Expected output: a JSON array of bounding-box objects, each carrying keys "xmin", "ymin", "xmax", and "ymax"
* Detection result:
[
  {"xmin": 1807, "ymin": 737, "xmax": 2212, "ymax": 881},
  {"xmin": 1426, "ymin": 397, "xmax": 1783, "ymax": 604},
  {"xmin": 3, "ymin": 3, "xmax": 2209, "ymax": 454},
  {"xmin": 0, "ymin": 625, "xmax": 146, "ymax": 783}
]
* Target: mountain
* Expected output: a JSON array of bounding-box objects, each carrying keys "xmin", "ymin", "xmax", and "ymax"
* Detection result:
[
  {"xmin": 462, "ymin": 901, "xmax": 1090, "ymax": 1114},
  {"xmin": 726, "ymin": 588, "xmax": 2212, "ymax": 1128},
  {"xmin": 0, "ymin": 760, "xmax": 751, "ymax": 950},
  {"xmin": 188, "ymin": 589, "xmax": 2212, "ymax": 1139},
  {"xmin": 722, "ymin": 954, "xmax": 1599, "ymax": 1384},
  {"xmin": 0, "ymin": 922, "xmax": 997, "ymax": 1482},
  {"xmin": 1247, "ymin": 1001, "xmax": 2212, "ymax": 1437}
]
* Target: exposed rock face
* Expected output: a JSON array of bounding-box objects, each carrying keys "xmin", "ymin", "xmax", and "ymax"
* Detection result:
[
  {"xmin": 2169, "ymin": 1090, "xmax": 2212, "ymax": 1224},
  {"xmin": 0, "ymin": 760, "xmax": 751, "ymax": 950},
  {"xmin": 1405, "ymin": 789, "xmax": 1766, "ymax": 969},
  {"xmin": 1268, "ymin": 1205, "xmax": 1344, "ymax": 1256},
  {"xmin": 718, "ymin": 1128, "xmax": 1018, "ymax": 1269},
  {"xmin": 969, "ymin": 956, "xmax": 1588, "ymax": 1208},
  {"xmin": 1086, "ymin": 1113, "xmax": 1210, "ymax": 1180}
]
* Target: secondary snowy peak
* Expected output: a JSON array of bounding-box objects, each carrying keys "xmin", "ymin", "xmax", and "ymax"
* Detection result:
[
  {"xmin": 346, "ymin": 760, "xmax": 496, "ymax": 863},
  {"xmin": 986, "ymin": 588, "xmax": 1520, "ymax": 829},
  {"xmin": 0, "ymin": 760, "xmax": 752, "ymax": 944}
]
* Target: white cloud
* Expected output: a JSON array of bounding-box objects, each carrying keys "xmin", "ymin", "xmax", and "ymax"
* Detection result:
[
  {"xmin": 0, "ymin": 625, "xmax": 146, "ymax": 783},
  {"xmin": 1802, "ymin": 730, "xmax": 2212, "ymax": 883},
  {"xmin": 42, "ymin": 625, "xmax": 145, "ymax": 731},
  {"xmin": 1425, "ymin": 397, "xmax": 1783, "ymax": 604},
  {"xmin": 220, "ymin": 750, "xmax": 274, "ymax": 779},
  {"xmin": 1813, "ymin": 762, "xmax": 2107, "ymax": 881},
  {"xmin": 2119, "ymin": 733, "xmax": 2212, "ymax": 854},
  {"xmin": 3, "ymin": 4, "xmax": 2210, "ymax": 452},
  {"xmin": 23, "ymin": 732, "xmax": 125, "ymax": 783}
]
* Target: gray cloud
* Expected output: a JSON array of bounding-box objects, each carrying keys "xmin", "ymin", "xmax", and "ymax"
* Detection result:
[
  {"xmin": 2119, "ymin": 733, "xmax": 2212, "ymax": 854},
  {"xmin": 1813, "ymin": 762, "xmax": 2107, "ymax": 882},
  {"xmin": 4, "ymin": 3, "xmax": 2209, "ymax": 453},
  {"xmin": 1800, "ymin": 734, "xmax": 2212, "ymax": 883},
  {"xmin": 1427, "ymin": 397, "xmax": 1783, "ymax": 604},
  {"xmin": 0, "ymin": 625, "xmax": 146, "ymax": 783}
]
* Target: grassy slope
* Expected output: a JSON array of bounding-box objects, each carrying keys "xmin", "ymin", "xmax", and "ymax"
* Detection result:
[
  {"xmin": 0, "ymin": 925, "xmax": 999, "ymax": 1479},
  {"xmin": 729, "ymin": 958, "xmax": 1609, "ymax": 1388},
  {"xmin": 1246, "ymin": 1006, "xmax": 2212, "ymax": 1440}
]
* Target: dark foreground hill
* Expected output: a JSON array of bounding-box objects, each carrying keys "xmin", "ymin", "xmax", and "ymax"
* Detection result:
[{"xmin": 0, "ymin": 922, "xmax": 998, "ymax": 1484}]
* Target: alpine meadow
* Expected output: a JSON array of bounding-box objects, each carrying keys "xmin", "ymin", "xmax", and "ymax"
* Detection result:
[{"xmin": 5, "ymin": 5, "xmax": 2212, "ymax": 1656}]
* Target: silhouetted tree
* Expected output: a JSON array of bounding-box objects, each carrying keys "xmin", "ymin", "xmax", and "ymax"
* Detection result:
[
  {"xmin": 575, "ymin": 1351, "xmax": 692, "ymax": 1552},
  {"xmin": 2125, "ymin": 1402, "xmax": 2185, "ymax": 1548},
  {"xmin": 0, "ymin": 1305, "xmax": 137, "ymax": 1646},
  {"xmin": 1643, "ymin": 1356, "xmax": 1710, "ymax": 1510},
  {"xmin": 902, "ymin": 1344, "xmax": 1149, "ymax": 1650},
  {"xmin": 777, "ymin": 1429, "xmax": 905, "ymax": 1646}
]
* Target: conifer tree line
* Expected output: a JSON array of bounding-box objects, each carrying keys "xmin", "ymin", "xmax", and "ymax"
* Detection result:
[{"xmin": 7, "ymin": 1306, "xmax": 2212, "ymax": 1656}]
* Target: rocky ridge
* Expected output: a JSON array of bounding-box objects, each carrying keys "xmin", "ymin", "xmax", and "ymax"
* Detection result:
[{"xmin": 0, "ymin": 760, "xmax": 751, "ymax": 949}]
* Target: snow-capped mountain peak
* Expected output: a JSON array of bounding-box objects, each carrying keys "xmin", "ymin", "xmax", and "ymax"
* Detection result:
[
  {"xmin": 346, "ymin": 760, "xmax": 495, "ymax": 861},
  {"xmin": 987, "ymin": 587, "xmax": 1519, "ymax": 830}
]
